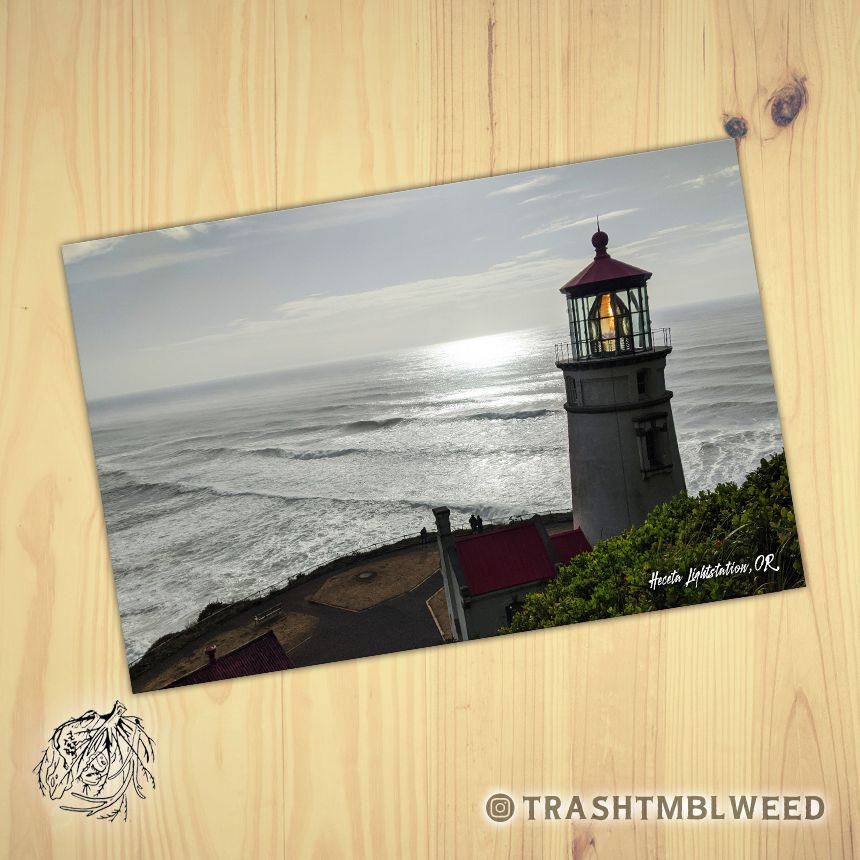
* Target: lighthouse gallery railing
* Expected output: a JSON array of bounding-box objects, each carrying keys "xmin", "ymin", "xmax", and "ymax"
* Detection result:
[{"xmin": 554, "ymin": 327, "xmax": 672, "ymax": 364}]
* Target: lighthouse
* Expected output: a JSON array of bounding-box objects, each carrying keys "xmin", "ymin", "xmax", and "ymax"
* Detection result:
[{"xmin": 555, "ymin": 227, "xmax": 686, "ymax": 542}]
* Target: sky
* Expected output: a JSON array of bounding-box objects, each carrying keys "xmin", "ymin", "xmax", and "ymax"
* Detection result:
[{"xmin": 65, "ymin": 138, "xmax": 759, "ymax": 400}]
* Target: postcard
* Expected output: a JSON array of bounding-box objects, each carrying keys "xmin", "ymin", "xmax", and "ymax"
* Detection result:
[{"xmin": 63, "ymin": 139, "xmax": 804, "ymax": 692}]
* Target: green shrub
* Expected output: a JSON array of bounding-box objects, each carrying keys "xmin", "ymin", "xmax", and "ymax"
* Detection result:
[
  {"xmin": 504, "ymin": 451, "xmax": 803, "ymax": 633},
  {"xmin": 197, "ymin": 601, "xmax": 225, "ymax": 622}
]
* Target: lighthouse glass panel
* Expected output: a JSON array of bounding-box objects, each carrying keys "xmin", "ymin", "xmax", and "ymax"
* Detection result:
[
  {"xmin": 588, "ymin": 292, "xmax": 633, "ymax": 354},
  {"xmin": 629, "ymin": 289, "xmax": 646, "ymax": 349},
  {"xmin": 566, "ymin": 294, "xmax": 591, "ymax": 359},
  {"xmin": 566, "ymin": 286, "xmax": 653, "ymax": 359}
]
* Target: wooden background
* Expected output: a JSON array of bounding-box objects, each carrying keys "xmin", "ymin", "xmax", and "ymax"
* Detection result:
[{"xmin": 1, "ymin": 0, "xmax": 857, "ymax": 856}]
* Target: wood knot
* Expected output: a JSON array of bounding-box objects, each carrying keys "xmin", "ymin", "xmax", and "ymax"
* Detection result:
[
  {"xmin": 769, "ymin": 77, "xmax": 808, "ymax": 127},
  {"xmin": 723, "ymin": 116, "xmax": 748, "ymax": 139}
]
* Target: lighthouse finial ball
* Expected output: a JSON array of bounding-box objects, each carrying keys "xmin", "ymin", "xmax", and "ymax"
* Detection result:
[{"xmin": 591, "ymin": 228, "xmax": 609, "ymax": 258}]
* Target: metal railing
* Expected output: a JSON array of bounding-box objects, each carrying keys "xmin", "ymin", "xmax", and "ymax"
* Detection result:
[{"xmin": 555, "ymin": 327, "xmax": 672, "ymax": 364}]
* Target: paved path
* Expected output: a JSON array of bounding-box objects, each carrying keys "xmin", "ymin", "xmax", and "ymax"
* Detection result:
[{"xmin": 289, "ymin": 570, "xmax": 444, "ymax": 667}]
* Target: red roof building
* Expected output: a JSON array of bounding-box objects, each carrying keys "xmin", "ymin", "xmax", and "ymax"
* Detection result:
[
  {"xmin": 550, "ymin": 527, "xmax": 593, "ymax": 566},
  {"xmin": 167, "ymin": 630, "xmax": 294, "ymax": 688},
  {"xmin": 455, "ymin": 520, "xmax": 585, "ymax": 596},
  {"xmin": 433, "ymin": 508, "xmax": 591, "ymax": 640}
]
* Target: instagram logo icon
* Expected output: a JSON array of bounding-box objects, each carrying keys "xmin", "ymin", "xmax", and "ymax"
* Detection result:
[{"xmin": 485, "ymin": 793, "xmax": 515, "ymax": 822}]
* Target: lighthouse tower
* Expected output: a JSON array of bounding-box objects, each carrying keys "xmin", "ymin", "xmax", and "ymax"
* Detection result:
[{"xmin": 556, "ymin": 228, "xmax": 686, "ymax": 543}]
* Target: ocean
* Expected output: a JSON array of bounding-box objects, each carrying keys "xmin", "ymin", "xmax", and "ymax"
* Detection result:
[{"xmin": 89, "ymin": 294, "xmax": 784, "ymax": 663}]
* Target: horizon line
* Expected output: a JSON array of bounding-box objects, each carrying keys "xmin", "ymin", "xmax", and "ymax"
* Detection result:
[{"xmin": 85, "ymin": 292, "xmax": 757, "ymax": 405}]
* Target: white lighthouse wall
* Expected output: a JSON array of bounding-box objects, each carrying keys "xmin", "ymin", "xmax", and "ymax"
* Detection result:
[{"xmin": 563, "ymin": 352, "xmax": 686, "ymax": 544}]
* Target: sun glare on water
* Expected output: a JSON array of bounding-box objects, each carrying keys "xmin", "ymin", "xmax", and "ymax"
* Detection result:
[{"xmin": 430, "ymin": 331, "xmax": 529, "ymax": 372}]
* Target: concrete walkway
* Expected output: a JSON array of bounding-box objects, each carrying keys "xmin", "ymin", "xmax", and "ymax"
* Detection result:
[{"xmin": 289, "ymin": 570, "xmax": 444, "ymax": 667}]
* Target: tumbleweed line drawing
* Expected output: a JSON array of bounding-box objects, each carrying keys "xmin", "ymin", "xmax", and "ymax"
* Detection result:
[{"xmin": 35, "ymin": 700, "xmax": 155, "ymax": 821}]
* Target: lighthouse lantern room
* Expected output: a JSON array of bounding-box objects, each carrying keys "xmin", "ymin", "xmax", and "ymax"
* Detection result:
[{"xmin": 556, "ymin": 227, "xmax": 686, "ymax": 543}]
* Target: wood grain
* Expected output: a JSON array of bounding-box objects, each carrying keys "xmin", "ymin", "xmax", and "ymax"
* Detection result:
[{"xmin": 1, "ymin": 0, "xmax": 858, "ymax": 857}]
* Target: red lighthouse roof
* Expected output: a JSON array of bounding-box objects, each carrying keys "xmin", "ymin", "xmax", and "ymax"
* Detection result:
[{"xmin": 561, "ymin": 229, "xmax": 651, "ymax": 295}]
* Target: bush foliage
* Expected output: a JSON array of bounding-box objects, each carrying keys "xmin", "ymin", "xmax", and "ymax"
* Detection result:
[
  {"xmin": 197, "ymin": 601, "xmax": 226, "ymax": 622},
  {"xmin": 504, "ymin": 451, "xmax": 803, "ymax": 634}
]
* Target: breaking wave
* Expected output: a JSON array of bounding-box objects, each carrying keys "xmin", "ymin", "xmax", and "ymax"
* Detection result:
[
  {"xmin": 99, "ymin": 468, "xmax": 434, "ymax": 513},
  {"xmin": 463, "ymin": 408, "xmax": 556, "ymax": 421},
  {"xmin": 253, "ymin": 446, "xmax": 361, "ymax": 460},
  {"xmin": 340, "ymin": 417, "xmax": 405, "ymax": 432}
]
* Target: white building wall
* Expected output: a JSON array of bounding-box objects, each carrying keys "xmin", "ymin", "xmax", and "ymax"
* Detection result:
[
  {"xmin": 437, "ymin": 538, "xmax": 468, "ymax": 641},
  {"xmin": 460, "ymin": 582, "xmax": 548, "ymax": 639}
]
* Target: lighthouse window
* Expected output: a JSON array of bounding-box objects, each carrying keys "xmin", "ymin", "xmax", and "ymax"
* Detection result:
[
  {"xmin": 636, "ymin": 369, "xmax": 649, "ymax": 397},
  {"xmin": 564, "ymin": 375, "xmax": 578, "ymax": 406},
  {"xmin": 645, "ymin": 427, "xmax": 662, "ymax": 466},
  {"xmin": 634, "ymin": 415, "xmax": 671, "ymax": 474}
]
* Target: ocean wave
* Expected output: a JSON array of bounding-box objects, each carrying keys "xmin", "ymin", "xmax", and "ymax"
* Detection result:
[
  {"xmin": 99, "ymin": 468, "xmax": 440, "ymax": 514},
  {"xmin": 253, "ymin": 446, "xmax": 362, "ymax": 460},
  {"xmin": 674, "ymin": 399, "xmax": 776, "ymax": 413},
  {"xmin": 166, "ymin": 423, "xmax": 334, "ymax": 448},
  {"xmin": 100, "ymin": 468, "xmax": 286, "ymax": 506},
  {"xmin": 397, "ymin": 498, "xmax": 538, "ymax": 522},
  {"xmin": 681, "ymin": 427, "xmax": 783, "ymax": 494},
  {"xmin": 673, "ymin": 339, "xmax": 768, "ymax": 357},
  {"xmin": 341, "ymin": 417, "xmax": 405, "ymax": 432},
  {"xmin": 463, "ymin": 408, "xmax": 556, "ymax": 421},
  {"xmin": 169, "ymin": 445, "xmax": 365, "ymax": 462}
]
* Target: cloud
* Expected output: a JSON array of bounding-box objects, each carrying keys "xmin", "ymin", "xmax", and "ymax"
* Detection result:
[
  {"xmin": 680, "ymin": 164, "xmax": 739, "ymax": 189},
  {"xmin": 522, "ymin": 208, "xmax": 639, "ymax": 239},
  {"xmin": 71, "ymin": 246, "xmax": 233, "ymax": 282},
  {"xmin": 66, "ymin": 193, "xmax": 409, "ymax": 283},
  {"xmin": 255, "ymin": 193, "xmax": 411, "ymax": 234},
  {"xmin": 487, "ymin": 174, "xmax": 559, "ymax": 197},
  {"xmin": 609, "ymin": 225, "xmax": 692, "ymax": 257},
  {"xmin": 149, "ymin": 250, "xmax": 582, "ymax": 356},
  {"xmin": 518, "ymin": 189, "xmax": 579, "ymax": 206},
  {"xmin": 677, "ymin": 228, "xmax": 751, "ymax": 265},
  {"xmin": 609, "ymin": 215, "xmax": 750, "ymax": 262},
  {"xmin": 62, "ymin": 236, "xmax": 127, "ymax": 265},
  {"xmin": 488, "ymin": 248, "xmax": 550, "ymax": 269},
  {"xmin": 159, "ymin": 223, "xmax": 213, "ymax": 241},
  {"xmin": 65, "ymin": 222, "xmax": 215, "ymax": 269},
  {"xmin": 579, "ymin": 185, "xmax": 635, "ymax": 201}
]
